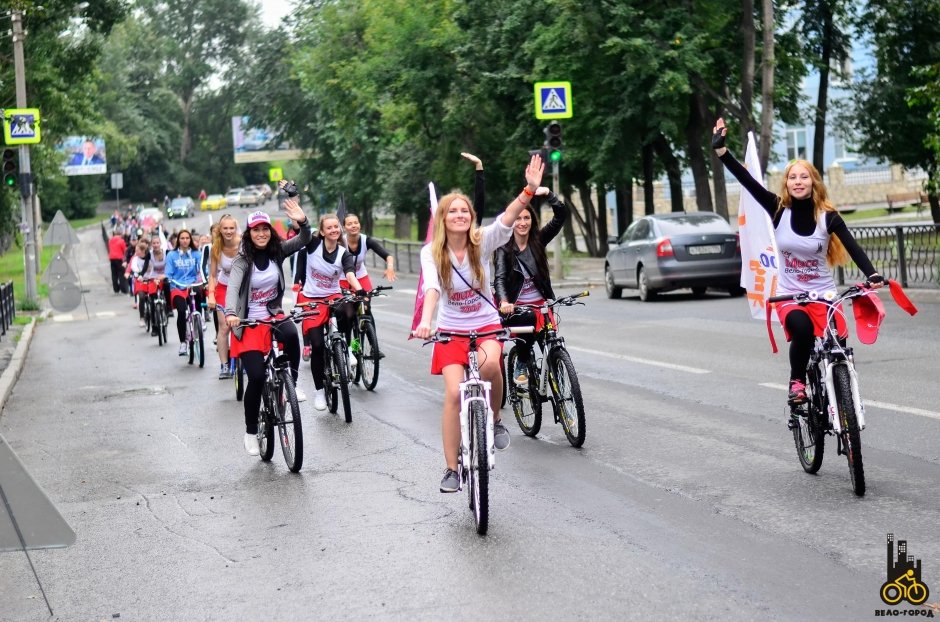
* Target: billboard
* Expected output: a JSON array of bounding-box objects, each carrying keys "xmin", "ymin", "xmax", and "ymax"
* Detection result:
[
  {"xmin": 231, "ymin": 116, "xmax": 304, "ymax": 164},
  {"xmin": 58, "ymin": 136, "xmax": 107, "ymax": 176}
]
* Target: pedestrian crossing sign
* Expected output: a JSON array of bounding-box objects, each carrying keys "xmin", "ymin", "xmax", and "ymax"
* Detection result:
[
  {"xmin": 534, "ymin": 82, "xmax": 572, "ymax": 120},
  {"xmin": 2, "ymin": 108, "xmax": 41, "ymax": 145},
  {"xmin": 269, "ymin": 167, "xmax": 283, "ymax": 182}
]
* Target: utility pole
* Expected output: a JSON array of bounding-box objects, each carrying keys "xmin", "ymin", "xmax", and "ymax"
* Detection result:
[
  {"xmin": 11, "ymin": 10, "xmax": 38, "ymax": 304},
  {"xmin": 551, "ymin": 160, "xmax": 562, "ymax": 281}
]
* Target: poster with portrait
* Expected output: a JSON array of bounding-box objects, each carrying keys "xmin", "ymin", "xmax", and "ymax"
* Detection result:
[
  {"xmin": 231, "ymin": 116, "xmax": 304, "ymax": 164},
  {"xmin": 58, "ymin": 136, "xmax": 107, "ymax": 176}
]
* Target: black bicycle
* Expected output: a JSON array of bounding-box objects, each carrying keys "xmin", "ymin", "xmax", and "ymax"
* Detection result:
[
  {"xmin": 238, "ymin": 308, "xmax": 318, "ymax": 473},
  {"xmin": 770, "ymin": 285, "xmax": 874, "ymax": 496},
  {"xmin": 504, "ymin": 291, "xmax": 589, "ymax": 447},
  {"xmin": 350, "ymin": 285, "xmax": 392, "ymax": 391},
  {"xmin": 136, "ymin": 276, "xmax": 168, "ymax": 346},
  {"xmin": 299, "ymin": 293, "xmax": 360, "ymax": 423},
  {"xmin": 172, "ymin": 282, "xmax": 207, "ymax": 368}
]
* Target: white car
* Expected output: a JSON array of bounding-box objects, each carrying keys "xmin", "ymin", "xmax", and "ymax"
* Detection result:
[
  {"xmin": 225, "ymin": 189, "xmax": 243, "ymax": 207},
  {"xmin": 238, "ymin": 189, "xmax": 264, "ymax": 206}
]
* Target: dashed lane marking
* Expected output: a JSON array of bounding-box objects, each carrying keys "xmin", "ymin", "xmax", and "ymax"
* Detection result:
[
  {"xmin": 566, "ymin": 345, "xmax": 710, "ymax": 375},
  {"xmin": 759, "ymin": 382, "xmax": 940, "ymax": 420}
]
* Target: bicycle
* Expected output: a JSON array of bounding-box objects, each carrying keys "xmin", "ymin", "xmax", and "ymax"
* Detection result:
[
  {"xmin": 136, "ymin": 276, "xmax": 168, "ymax": 347},
  {"xmin": 173, "ymin": 282, "xmax": 207, "ymax": 368},
  {"xmin": 298, "ymin": 293, "xmax": 360, "ymax": 423},
  {"xmin": 420, "ymin": 326, "xmax": 531, "ymax": 535},
  {"xmin": 349, "ymin": 285, "xmax": 393, "ymax": 391},
  {"xmin": 769, "ymin": 285, "xmax": 874, "ymax": 496},
  {"xmin": 503, "ymin": 291, "xmax": 589, "ymax": 447},
  {"xmin": 237, "ymin": 307, "xmax": 318, "ymax": 473},
  {"xmin": 881, "ymin": 569, "xmax": 930, "ymax": 605}
]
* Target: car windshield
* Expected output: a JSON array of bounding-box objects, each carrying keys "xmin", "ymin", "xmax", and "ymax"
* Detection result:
[
  {"xmin": 655, "ymin": 214, "xmax": 731, "ymax": 235},
  {"xmin": 169, "ymin": 198, "xmax": 189, "ymax": 207}
]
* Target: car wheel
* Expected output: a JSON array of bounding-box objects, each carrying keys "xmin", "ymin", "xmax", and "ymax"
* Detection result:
[
  {"xmin": 637, "ymin": 266, "xmax": 658, "ymax": 302},
  {"xmin": 604, "ymin": 264, "xmax": 622, "ymax": 299},
  {"xmin": 727, "ymin": 285, "xmax": 746, "ymax": 298}
]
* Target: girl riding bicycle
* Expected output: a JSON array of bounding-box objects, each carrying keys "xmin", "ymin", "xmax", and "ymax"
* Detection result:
[
  {"xmin": 493, "ymin": 186, "xmax": 568, "ymax": 386},
  {"xmin": 294, "ymin": 214, "xmax": 365, "ymax": 411},
  {"xmin": 166, "ymin": 229, "xmax": 206, "ymax": 356},
  {"xmin": 207, "ymin": 215, "xmax": 242, "ymax": 379},
  {"xmin": 414, "ymin": 153, "xmax": 545, "ymax": 493},
  {"xmin": 712, "ymin": 117, "xmax": 884, "ymax": 406},
  {"xmin": 125, "ymin": 240, "xmax": 152, "ymax": 327},
  {"xmin": 224, "ymin": 200, "xmax": 312, "ymax": 456}
]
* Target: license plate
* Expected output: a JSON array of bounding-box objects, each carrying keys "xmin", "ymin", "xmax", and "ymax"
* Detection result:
[{"xmin": 688, "ymin": 244, "xmax": 721, "ymax": 255}]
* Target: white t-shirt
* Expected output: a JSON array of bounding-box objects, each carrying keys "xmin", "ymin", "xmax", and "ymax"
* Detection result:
[
  {"xmin": 216, "ymin": 251, "xmax": 235, "ymax": 286},
  {"xmin": 301, "ymin": 243, "xmax": 346, "ymax": 298},
  {"xmin": 420, "ymin": 217, "xmax": 513, "ymax": 330},
  {"xmin": 348, "ymin": 234, "xmax": 370, "ymax": 279},
  {"xmin": 144, "ymin": 252, "xmax": 166, "ymax": 280},
  {"xmin": 247, "ymin": 262, "xmax": 280, "ymax": 320},
  {"xmin": 515, "ymin": 261, "xmax": 542, "ymax": 303},
  {"xmin": 776, "ymin": 209, "xmax": 836, "ymax": 296}
]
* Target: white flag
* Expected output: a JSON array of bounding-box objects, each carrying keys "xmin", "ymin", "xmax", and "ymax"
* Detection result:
[{"xmin": 737, "ymin": 132, "xmax": 780, "ymax": 321}]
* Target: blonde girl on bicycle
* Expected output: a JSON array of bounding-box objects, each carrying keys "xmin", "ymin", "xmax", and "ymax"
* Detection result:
[
  {"xmin": 414, "ymin": 153, "xmax": 545, "ymax": 492},
  {"xmin": 207, "ymin": 214, "xmax": 241, "ymax": 379}
]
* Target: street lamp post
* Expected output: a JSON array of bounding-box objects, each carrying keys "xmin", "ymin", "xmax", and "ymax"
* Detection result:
[{"xmin": 10, "ymin": 9, "xmax": 39, "ymax": 304}]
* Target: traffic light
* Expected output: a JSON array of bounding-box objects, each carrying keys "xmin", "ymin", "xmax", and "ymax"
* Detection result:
[
  {"xmin": 544, "ymin": 122, "xmax": 563, "ymax": 162},
  {"xmin": 2, "ymin": 149, "xmax": 16, "ymax": 188}
]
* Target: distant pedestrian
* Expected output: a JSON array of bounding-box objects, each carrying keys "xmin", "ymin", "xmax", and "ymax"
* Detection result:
[{"xmin": 108, "ymin": 227, "xmax": 128, "ymax": 294}]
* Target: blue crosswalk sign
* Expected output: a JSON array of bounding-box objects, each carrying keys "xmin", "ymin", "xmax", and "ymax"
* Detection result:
[
  {"xmin": 2, "ymin": 108, "xmax": 41, "ymax": 145},
  {"xmin": 534, "ymin": 82, "xmax": 573, "ymax": 120}
]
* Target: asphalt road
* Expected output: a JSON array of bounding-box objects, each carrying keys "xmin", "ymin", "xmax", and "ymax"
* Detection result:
[{"xmin": 1, "ymin": 204, "xmax": 938, "ymax": 621}]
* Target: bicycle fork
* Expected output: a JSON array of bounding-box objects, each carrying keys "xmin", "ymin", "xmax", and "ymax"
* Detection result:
[
  {"xmin": 823, "ymin": 359, "xmax": 866, "ymax": 434},
  {"xmin": 459, "ymin": 380, "xmax": 495, "ymax": 471}
]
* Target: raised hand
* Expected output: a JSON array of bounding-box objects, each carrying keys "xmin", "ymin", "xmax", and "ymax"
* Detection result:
[
  {"xmin": 525, "ymin": 153, "xmax": 545, "ymax": 189},
  {"xmin": 283, "ymin": 198, "xmax": 306, "ymax": 224},
  {"xmin": 712, "ymin": 117, "xmax": 728, "ymax": 152},
  {"xmin": 460, "ymin": 152, "xmax": 483, "ymax": 170}
]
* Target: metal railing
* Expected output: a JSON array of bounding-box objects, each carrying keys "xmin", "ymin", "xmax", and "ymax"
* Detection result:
[
  {"xmin": 0, "ymin": 281, "xmax": 15, "ymax": 338},
  {"xmin": 838, "ymin": 224, "xmax": 940, "ymax": 288},
  {"xmin": 366, "ymin": 238, "xmax": 424, "ymax": 274}
]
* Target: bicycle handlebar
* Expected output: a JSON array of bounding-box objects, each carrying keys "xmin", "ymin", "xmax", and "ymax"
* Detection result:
[
  {"xmin": 414, "ymin": 326, "xmax": 534, "ymax": 345},
  {"xmin": 238, "ymin": 307, "xmax": 320, "ymax": 328},
  {"xmin": 768, "ymin": 284, "xmax": 869, "ymax": 305}
]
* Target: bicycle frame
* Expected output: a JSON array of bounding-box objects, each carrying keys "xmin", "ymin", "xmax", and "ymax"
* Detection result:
[{"xmin": 461, "ymin": 340, "xmax": 496, "ymax": 471}]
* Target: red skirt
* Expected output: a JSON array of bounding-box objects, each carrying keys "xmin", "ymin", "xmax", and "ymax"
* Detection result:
[
  {"xmin": 340, "ymin": 274, "xmax": 373, "ymax": 293},
  {"xmin": 170, "ymin": 288, "xmax": 189, "ymax": 307},
  {"xmin": 430, "ymin": 323, "xmax": 504, "ymax": 375},
  {"xmin": 230, "ymin": 313, "xmax": 287, "ymax": 357},
  {"xmin": 213, "ymin": 283, "xmax": 228, "ymax": 311},
  {"xmin": 776, "ymin": 300, "xmax": 848, "ymax": 341},
  {"xmin": 295, "ymin": 292, "xmax": 341, "ymax": 333}
]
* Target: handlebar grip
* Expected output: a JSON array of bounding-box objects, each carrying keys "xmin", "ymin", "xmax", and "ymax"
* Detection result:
[{"xmin": 508, "ymin": 326, "xmax": 536, "ymax": 334}]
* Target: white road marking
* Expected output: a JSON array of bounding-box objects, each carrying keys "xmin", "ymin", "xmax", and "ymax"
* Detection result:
[
  {"xmin": 96, "ymin": 311, "xmax": 116, "ymax": 318},
  {"xmin": 395, "ymin": 288, "xmax": 417, "ymax": 295},
  {"xmin": 759, "ymin": 382, "xmax": 940, "ymax": 420},
  {"xmin": 566, "ymin": 345, "xmax": 711, "ymax": 374},
  {"xmin": 52, "ymin": 314, "xmax": 74, "ymax": 322}
]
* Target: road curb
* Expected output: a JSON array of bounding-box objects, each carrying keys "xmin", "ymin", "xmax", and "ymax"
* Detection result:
[{"xmin": 0, "ymin": 315, "xmax": 40, "ymax": 420}]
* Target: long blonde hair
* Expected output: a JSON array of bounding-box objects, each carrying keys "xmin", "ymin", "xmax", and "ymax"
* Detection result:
[
  {"xmin": 777, "ymin": 159, "xmax": 848, "ymax": 266},
  {"xmin": 211, "ymin": 214, "xmax": 240, "ymax": 265},
  {"xmin": 319, "ymin": 213, "xmax": 345, "ymax": 248},
  {"xmin": 431, "ymin": 193, "xmax": 484, "ymax": 292}
]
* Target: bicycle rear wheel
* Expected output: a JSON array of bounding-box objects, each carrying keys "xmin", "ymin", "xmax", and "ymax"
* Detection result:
[
  {"xmin": 159, "ymin": 303, "xmax": 168, "ymax": 345},
  {"xmin": 258, "ymin": 393, "xmax": 275, "ymax": 462},
  {"xmin": 143, "ymin": 298, "xmax": 152, "ymax": 334},
  {"xmin": 834, "ymin": 364, "xmax": 865, "ymax": 496},
  {"xmin": 358, "ymin": 321, "xmax": 380, "ymax": 391},
  {"xmin": 155, "ymin": 303, "xmax": 166, "ymax": 346},
  {"xmin": 507, "ymin": 346, "xmax": 541, "ymax": 437},
  {"xmin": 276, "ymin": 371, "xmax": 303, "ymax": 472},
  {"xmin": 468, "ymin": 399, "xmax": 489, "ymax": 535},
  {"xmin": 332, "ymin": 339, "xmax": 352, "ymax": 423},
  {"xmin": 234, "ymin": 358, "xmax": 244, "ymax": 402},
  {"xmin": 323, "ymin": 345, "xmax": 339, "ymax": 414},
  {"xmin": 793, "ymin": 367, "xmax": 825, "ymax": 473},
  {"xmin": 549, "ymin": 348, "xmax": 586, "ymax": 447}
]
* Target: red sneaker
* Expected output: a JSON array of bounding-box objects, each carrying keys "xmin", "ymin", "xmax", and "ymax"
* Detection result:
[{"xmin": 788, "ymin": 379, "xmax": 808, "ymax": 404}]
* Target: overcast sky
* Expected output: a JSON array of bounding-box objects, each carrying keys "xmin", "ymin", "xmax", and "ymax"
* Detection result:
[{"xmin": 257, "ymin": 0, "xmax": 294, "ymax": 29}]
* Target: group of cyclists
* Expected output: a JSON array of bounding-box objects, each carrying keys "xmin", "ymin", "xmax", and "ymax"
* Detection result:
[{"xmin": 118, "ymin": 117, "xmax": 890, "ymax": 495}]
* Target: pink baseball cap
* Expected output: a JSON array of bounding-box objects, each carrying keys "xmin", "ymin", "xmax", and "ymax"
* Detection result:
[{"xmin": 246, "ymin": 211, "xmax": 271, "ymax": 229}]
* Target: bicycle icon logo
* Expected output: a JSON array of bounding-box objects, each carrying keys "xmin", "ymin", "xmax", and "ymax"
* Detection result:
[{"xmin": 881, "ymin": 534, "xmax": 930, "ymax": 606}]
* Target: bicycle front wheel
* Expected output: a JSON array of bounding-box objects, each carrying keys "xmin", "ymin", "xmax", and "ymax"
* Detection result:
[
  {"xmin": 507, "ymin": 346, "xmax": 541, "ymax": 437},
  {"xmin": 194, "ymin": 318, "xmax": 205, "ymax": 368},
  {"xmin": 159, "ymin": 304, "xmax": 168, "ymax": 345},
  {"xmin": 468, "ymin": 399, "xmax": 489, "ymax": 535},
  {"xmin": 156, "ymin": 304, "xmax": 166, "ymax": 346},
  {"xmin": 358, "ymin": 321, "xmax": 380, "ymax": 391},
  {"xmin": 332, "ymin": 339, "xmax": 352, "ymax": 423},
  {"xmin": 276, "ymin": 371, "xmax": 303, "ymax": 473},
  {"xmin": 834, "ymin": 364, "xmax": 865, "ymax": 496},
  {"xmin": 549, "ymin": 348, "xmax": 586, "ymax": 447}
]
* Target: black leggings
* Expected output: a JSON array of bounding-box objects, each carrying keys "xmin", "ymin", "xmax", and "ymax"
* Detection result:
[
  {"xmin": 173, "ymin": 291, "xmax": 206, "ymax": 342},
  {"xmin": 785, "ymin": 309, "xmax": 816, "ymax": 381},
  {"xmin": 305, "ymin": 305, "xmax": 355, "ymax": 390},
  {"xmin": 241, "ymin": 322, "xmax": 301, "ymax": 434},
  {"xmin": 501, "ymin": 308, "xmax": 541, "ymax": 363}
]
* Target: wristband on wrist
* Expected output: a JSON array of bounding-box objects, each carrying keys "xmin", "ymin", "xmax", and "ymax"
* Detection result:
[{"xmin": 522, "ymin": 186, "xmax": 535, "ymax": 197}]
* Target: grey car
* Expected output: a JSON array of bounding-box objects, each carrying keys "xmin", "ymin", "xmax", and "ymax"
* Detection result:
[
  {"xmin": 604, "ymin": 212, "xmax": 744, "ymax": 301},
  {"xmin": 166, "ymin": 197, "xmax": 194, "ymax": 219}
]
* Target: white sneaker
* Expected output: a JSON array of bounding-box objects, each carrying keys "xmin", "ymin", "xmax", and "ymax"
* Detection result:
[
  {"xmin": 313, "ymin": 389, "xmax": 327, "ymax": 411},
  {"xmin": 348, "ymin": 347, "xmax": 357, "ymax": 371},
  {"xmin": 178, "ymin": 343, "xmax": 188, "ymax": 356},
  {"xmin": 139, "ymin": 319, "xmax": 146, "ymax": 328},
  {"xmin": 243, "ymin": 433, "xmax": 260, "ymax": 456},
  {"xmin": 295, "ymin": 388, "xmax": 307, "ymax": 402}
]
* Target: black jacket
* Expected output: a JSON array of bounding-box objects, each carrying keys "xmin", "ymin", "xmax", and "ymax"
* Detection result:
[{"xmin": 493, "ymin": 192, "xmax": 567, "ymax": 305}]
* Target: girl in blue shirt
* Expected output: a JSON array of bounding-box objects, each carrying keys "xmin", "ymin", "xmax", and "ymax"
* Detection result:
[{"xmin": 166, "ymin": 229, "xmax": 205, "ymax": 355}]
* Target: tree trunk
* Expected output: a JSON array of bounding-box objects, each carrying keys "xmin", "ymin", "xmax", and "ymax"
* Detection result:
[
  {"xmin": 740, "ymin": 0, "xmax": 757, "ymax": 143},
  {"xmin": 179, "ymin": 94, "xmax": 193, "ymax": 163},
  {"xmin": 929, "ymin": 194, "xmax": 940, "ymax": 230},
  {"xmin": 394, "ymin": 213, "xmax": 412, "ymax": 240},
  {"xmin": 615, "ymin": 182, "xmax": 634, "ymax": 237},
  {"xmin": 577, "ymin": 182, "xmax": 607, "ymax": 257},
  {"xmin": 560, "ymin": 186, "xmax": 579, "ymax": 251},
  {"xmin": 813, "ymin": 4, "xmax": 833, "ymax": 176},
  {"xmin": 706, "ymin": 101, "xmax": 729, "ymax": 218},
  {"xmin": 758, "ymin": 0, "xmax": 775, "ymax": 172},
  {"xmin": 642, "ymin": 143, "xmax": 656, "ymax": 215},
  {"xmin": 652, "ymin": 134, "xmax": 684, "ymax": 212},
  {"xmin": 686, "ymin": 93, "xmax": 714, "ymax": 212}
]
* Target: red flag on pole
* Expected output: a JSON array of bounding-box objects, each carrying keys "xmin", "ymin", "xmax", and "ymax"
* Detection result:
[{"xmin": 410, "ymin": 182, "xmax": 438, "ymax": 336}]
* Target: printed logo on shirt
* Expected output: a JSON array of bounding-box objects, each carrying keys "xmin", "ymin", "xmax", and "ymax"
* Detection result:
[
  {"xmin": 448, "ymin": 288, "xmax": 483, "ymax": 314},
  {"xmin": 310, "ymin": 268, "xmax": 336, "ymax": 290},
  {"xmin": 782, "ymin": 250, "xmax": 821, "ymax": 283},
  {"xmin": 250, "ymin": 286, "xmax": 277, "ymax": 305}
]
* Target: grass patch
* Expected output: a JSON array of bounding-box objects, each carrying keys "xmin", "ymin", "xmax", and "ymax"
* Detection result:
[
  {"xmin": 12, "ymin": 315, "xmax": 32, "ymax": 325},
  {"xmin": 370, "ymin": 218, "xmax": 419, "ymax": 241},
  {"xmin": 0, "ymin": 238, "xmax": 63, "ymax": 307},
  {"xmin": 841, "ymin": 204, "xmax": 930, "ymax": 223}
]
